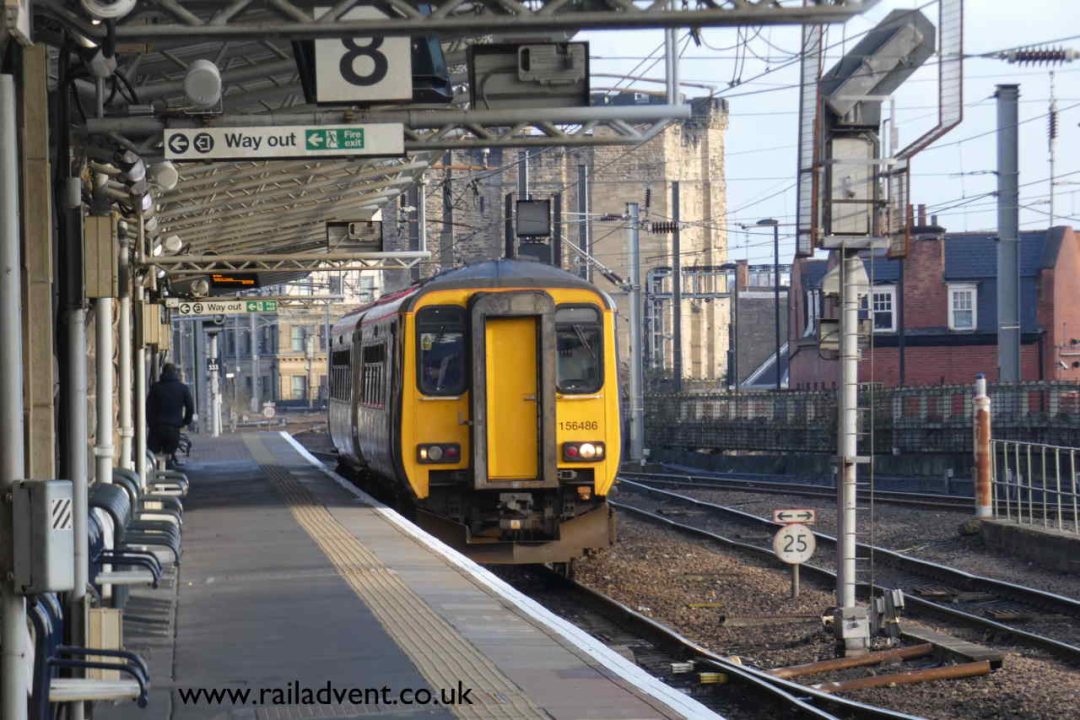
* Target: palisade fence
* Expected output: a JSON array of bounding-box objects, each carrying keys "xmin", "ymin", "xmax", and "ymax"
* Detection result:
[{"xmin": 644, "ymin": 381, "xmax": 1080, "ymax": 455}]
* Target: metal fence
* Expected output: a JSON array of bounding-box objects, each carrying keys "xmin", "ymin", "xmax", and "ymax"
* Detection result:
[
  {"xmin": 992, "ymin": 440, "xmax": 1080, "ymax": 535},
  {"xmin": 645, "ymin": 381, "xmax": 1080, "ymax": 455}
]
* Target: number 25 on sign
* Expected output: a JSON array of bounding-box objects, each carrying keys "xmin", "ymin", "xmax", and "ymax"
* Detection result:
[{"xmin": 772, "ymin": 523, "xmax": 815, "ymax": 599}]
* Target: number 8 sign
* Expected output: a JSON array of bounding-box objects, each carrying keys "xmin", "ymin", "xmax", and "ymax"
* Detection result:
[
  {"xmin": 772, "ymin": 523, "xmax": 816, "ymax": 565},
  {"xmin": 314, "ymin": 5, "xmax": 413, "ymax": 103}
]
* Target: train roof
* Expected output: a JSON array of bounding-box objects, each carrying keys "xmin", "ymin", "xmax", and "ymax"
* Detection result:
[
  {"xmin": 332, "ymin": 259, "xmax": 610, "ymax": 338},
  {"xmin": 418, "ymin": 258, "xmax": 600, "ymax": 294}
]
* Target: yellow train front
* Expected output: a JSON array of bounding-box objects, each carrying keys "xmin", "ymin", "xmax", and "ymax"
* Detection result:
[{"xmin": 329, "ymin": 259, "xmax": 621, "ymax": 564}]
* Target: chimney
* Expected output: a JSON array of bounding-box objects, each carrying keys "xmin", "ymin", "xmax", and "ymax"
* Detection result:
[
  {"xmin": 736, "ymin": 259, "xmax": 749, "ymax": 291},
  {"xmin": 917, "ymin": 204, "xmax": 928, "ymax": 226}
]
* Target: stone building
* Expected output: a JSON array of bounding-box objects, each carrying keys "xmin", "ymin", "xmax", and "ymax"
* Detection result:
[{"xmin": 383, "ymin": 96, "xmax": 731, "ymax": 382}]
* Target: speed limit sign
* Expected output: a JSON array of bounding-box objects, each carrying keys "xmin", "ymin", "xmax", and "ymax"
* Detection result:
[
  {"xmin": 772, "ymin": 523, "xmax": 816, "ymax": 565},
  {"xmin": 314, "ymin": 5, "xmax": 413, "ymax": 103}
]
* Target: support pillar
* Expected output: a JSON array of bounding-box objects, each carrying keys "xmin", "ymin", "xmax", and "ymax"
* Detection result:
[
  {"xmin": 0, "ymin": 72, "xmax": 29, "ymax": 720},
  {"xmin": 19, "ymin": 46, "xmax": 55, "ymax": 479},
  {"xmin": 836, "ymin": 249, "xmax": 869, "ymax": 656},
  {"xmin": 627, "ymin": 202, "xmax": 645, "ymax": 463},
  {"xmin": 996, "ymin": 85, "xmax": 1021, "ymax": 382}
]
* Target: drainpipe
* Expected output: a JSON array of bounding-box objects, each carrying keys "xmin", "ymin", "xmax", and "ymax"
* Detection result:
[{"xmin": 0, "ymin": 72, "xmax": 29, "ymax": 720}]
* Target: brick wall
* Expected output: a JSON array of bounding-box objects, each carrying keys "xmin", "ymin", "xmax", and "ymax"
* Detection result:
[
  {"xmin": 902, "ymin": 237, "xmax": 947, "ymax": 329},
  {"xmin": 1047, "ymin": 227, "xmax": 1080, "ymax": 380}
]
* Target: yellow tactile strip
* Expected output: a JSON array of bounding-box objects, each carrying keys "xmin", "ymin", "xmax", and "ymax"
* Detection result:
[{"xmin": 243, "ymin": 435, "xmax": 548, "ymax": 720}]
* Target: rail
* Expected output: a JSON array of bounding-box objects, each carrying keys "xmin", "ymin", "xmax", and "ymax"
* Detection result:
[{"xmin": 992, "ymin": 440, "xmax": 1080, "ymax": 535}]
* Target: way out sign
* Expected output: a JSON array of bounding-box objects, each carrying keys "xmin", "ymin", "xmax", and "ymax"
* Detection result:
[{"xmin": 164, "ymin": 124, "xmax": 404, "ymax": 161}]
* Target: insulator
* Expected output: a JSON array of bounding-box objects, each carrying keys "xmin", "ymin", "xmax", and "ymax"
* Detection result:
[
  {"xmin": 1049, "ymin": 106, "xmax": 1058, "ymax": 141},
  {"xmin": 999, "ymin": 47, "xmax": 1080, "ymax": 66}
]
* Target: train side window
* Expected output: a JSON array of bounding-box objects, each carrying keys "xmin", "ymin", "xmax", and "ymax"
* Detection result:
[
  {"xmin": 417, "ymin": 306, "xmax": 466, "ymax": 396},
  {"xmin": 331, "ymin": 348, "xmax": 351, "ymax": 401},
  {"xmin": 361, "ymin": 343, "xmax": 386, "ymax": 407},
  {"xmin": 556, "ymin": 306, "xmax": 603, "ymax": 394}
]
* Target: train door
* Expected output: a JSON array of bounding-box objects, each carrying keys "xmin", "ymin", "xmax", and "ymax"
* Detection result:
[
  {"xmin": 469, "ymin": 291, "xmax": 559, "ymax": 489},
  {"xmin": 484, "ymin": 317, "xmax": 539, "ymax": 480}
]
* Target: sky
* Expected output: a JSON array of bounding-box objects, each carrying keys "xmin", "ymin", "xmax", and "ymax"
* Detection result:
[{"xmin": 581, "ymin": 0, "xmax": 1080, "ymax": 266}]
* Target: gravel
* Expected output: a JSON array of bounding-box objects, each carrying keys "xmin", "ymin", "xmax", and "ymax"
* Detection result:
[
  {"xmin": 631, "ymin": 483, "xmax": 1080, "ymax": 602},
  {"xmin": 576, "ymin": 516, "xmax": 1080, "ymax": 720}
]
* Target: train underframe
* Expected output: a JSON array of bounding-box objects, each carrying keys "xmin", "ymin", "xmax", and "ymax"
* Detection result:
[{"xmin": 343, "ymin": 460, "xmax": 615, "ymax": 564}]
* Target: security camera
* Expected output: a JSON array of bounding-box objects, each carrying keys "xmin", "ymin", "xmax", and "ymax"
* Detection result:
[
  {"xmin": 1059, "ymin": 360, "xmax": 1069, "ymax": 370},
  {"xmin": 80, "ymin": 0, "xmax": 138, "ymax": 21}
]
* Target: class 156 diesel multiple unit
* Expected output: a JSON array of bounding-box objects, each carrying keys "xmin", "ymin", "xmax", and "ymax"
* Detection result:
[{"xmin": 328, "ymin": 259, "xmax": 621, "ymax": 564}]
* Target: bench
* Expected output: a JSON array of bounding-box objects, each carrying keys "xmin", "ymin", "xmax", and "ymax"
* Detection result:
[
  {"xmin": 90, "ymin": 484, "xmax": 181, "ymax": 565},
  {"xmin": 88, "ymin": 512, "xmax": 162, "ymax": 593},
  {"xmin": 112, "ymin": 468, "xmax": 183, "ymax": 528},
  {"xmin": 29, "ymin": 595, "xmax": 149, "ymax": 720}
]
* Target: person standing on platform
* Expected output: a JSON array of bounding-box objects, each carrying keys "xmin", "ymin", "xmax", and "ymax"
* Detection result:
[{"xmin": 147, "ymin": 363, "xmax": 195, "ymax": 467}]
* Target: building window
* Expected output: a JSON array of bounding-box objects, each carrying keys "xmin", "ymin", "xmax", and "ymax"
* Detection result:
[
  {"xmin": 803, "ymin": 290, "xmax": 821, "ymax": 337},
  {"xmin": 861, "ymin": 286, "xmax": 896, "ymax": 332},
  {"xmin": 948, "ymin": 283, "xmax": 977, "ymax": 331},
  {"xmin": 290, "ymin": 326, "xmax": 305, "ymax": 352},
  {"xmin": 290, "ymin": 375, "xmax": 306, "ymax": 400}
]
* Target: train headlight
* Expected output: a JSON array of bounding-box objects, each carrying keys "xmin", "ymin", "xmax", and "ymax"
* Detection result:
[
  {"xmin": 417, "ymin": 444, "xmax": 460, "ymax": 464},
  {"xmin": 563, "ymin": 442, "xmax": 605, "ymax": 462}
]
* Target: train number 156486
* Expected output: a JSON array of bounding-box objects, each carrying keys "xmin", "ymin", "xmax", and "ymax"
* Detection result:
[{"xmin": 559, "ymin": 420, "xmax": 600, "ymax": 431}]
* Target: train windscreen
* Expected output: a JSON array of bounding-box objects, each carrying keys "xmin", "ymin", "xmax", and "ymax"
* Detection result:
[
  {"xmin": 555, "ymin": 306, "xmax": 602, "ymax": 394},
  {"xmin": 417, "ymin": 306, "xmax": 466, "ymax": 395}
]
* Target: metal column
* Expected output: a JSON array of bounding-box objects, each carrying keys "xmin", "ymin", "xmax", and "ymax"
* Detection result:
[
  {"xmin": 836, "ymin": 250, "xmax": 868, "ymax": 656},
  {"xmin": 996, "ymin": 84, "xmax": 1021, "ymax": 383},
  {"xmin": 0, "ymin": 72, "xmax": 29, "ymax": 720},
  {"xmin": 134, "ymin": 215, "xmax": 148, "ymax": 484},
  {"xmin": 95, "ymin": 296, "xmax": 115, "ymax": 483},
  {"xmin": 250, "ymin": 312, "xmax": 260, "ymax": 413},
  {"xmin": 671, "ymin": 182, "xmax": 683, "ymax": 391},
  {"xmin": 209, "ymin": 332, "xmax": 221, "ymax": 436},
  {"xmin": 627, "ymin": 203, "xmax": 645, "ymax": 463},
  {"xmin": 577, "ymin": 164, "xmax": 591, "ymax": 281},
  {"xmin": 774, "ymin": 224, "xmax": 782, "ymax": 391}
]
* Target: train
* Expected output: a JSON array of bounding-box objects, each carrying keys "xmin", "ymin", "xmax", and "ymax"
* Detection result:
[{"xmin": 328, "ymin": 258, "xmax": 622, "ymax": 564}]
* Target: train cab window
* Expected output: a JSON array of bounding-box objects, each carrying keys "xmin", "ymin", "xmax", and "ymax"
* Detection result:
[
  {"xmin": 556, "ymin": 306, "xmax": 602, "ymax": 394},
  {"xmin": 417, "ymin": 306, "xmax": 466, "ymax": 396}
]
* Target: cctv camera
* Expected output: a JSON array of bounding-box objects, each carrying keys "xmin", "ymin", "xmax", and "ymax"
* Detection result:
[
  {"xmin": 80, "ymin": 0, "xmax": 138, "ymax": 21},
  {"xmin": 1059, "ymin": 360, "xmax": 1069, "ymax": 370}
]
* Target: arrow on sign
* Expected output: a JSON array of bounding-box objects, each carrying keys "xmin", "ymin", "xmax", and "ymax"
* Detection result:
[
  {"xmin": 773, "ymin": 508, "xmax": 816, "ymax": 525},
  {"xmin": 307, "ymin": 131, "xmax": 324, "ymax": 147}
]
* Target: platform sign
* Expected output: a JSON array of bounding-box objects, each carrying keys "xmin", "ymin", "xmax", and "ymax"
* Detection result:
[
  {"xmin": 163, "ymin": 123, "xmax": 404, "ymax": 161},
  {"xmin": 314, "ymin": 5, "xmax": 412, "ymax": 104},
  {"xmin": 772, "ymin": 523, "xmax": 816, "ymax": 565},
  {"xmin": 773, "ymin": 508, "xmax": 816, "ymax": 525},
  {"xmin": 171, "ymin": 299, "xmax": 278, "ymax": 316}
]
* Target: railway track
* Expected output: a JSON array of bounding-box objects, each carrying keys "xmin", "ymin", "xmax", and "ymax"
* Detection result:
[
  {"xmin": 614, "ymin": 478, "xmax": 1080, "ymax": 665},
  {"xmin": 620, "ymin": 471, "xmax": 974, "ymax": 512},
  {"xmin": 501, "ymin": 566, "xmax": 923, "ymax": 720}
]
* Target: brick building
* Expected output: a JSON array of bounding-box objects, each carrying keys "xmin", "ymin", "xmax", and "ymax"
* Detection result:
[
  {"xmin": 789, "ymin": 226, "xmax": 1080, "ymax": 388},
  {"xmin": 383, "ymin": 97, "xmax": 731, "ymax": 382}
]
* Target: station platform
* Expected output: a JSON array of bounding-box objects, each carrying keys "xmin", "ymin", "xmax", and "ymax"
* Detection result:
[{"xmin": 101, "ymin": 432, "xmax": 715, "ymax": 720}]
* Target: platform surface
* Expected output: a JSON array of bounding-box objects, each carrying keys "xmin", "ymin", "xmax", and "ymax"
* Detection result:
[{"xmin": 100, "ymin": 432, "xmax": 716, "ymax": 720}]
